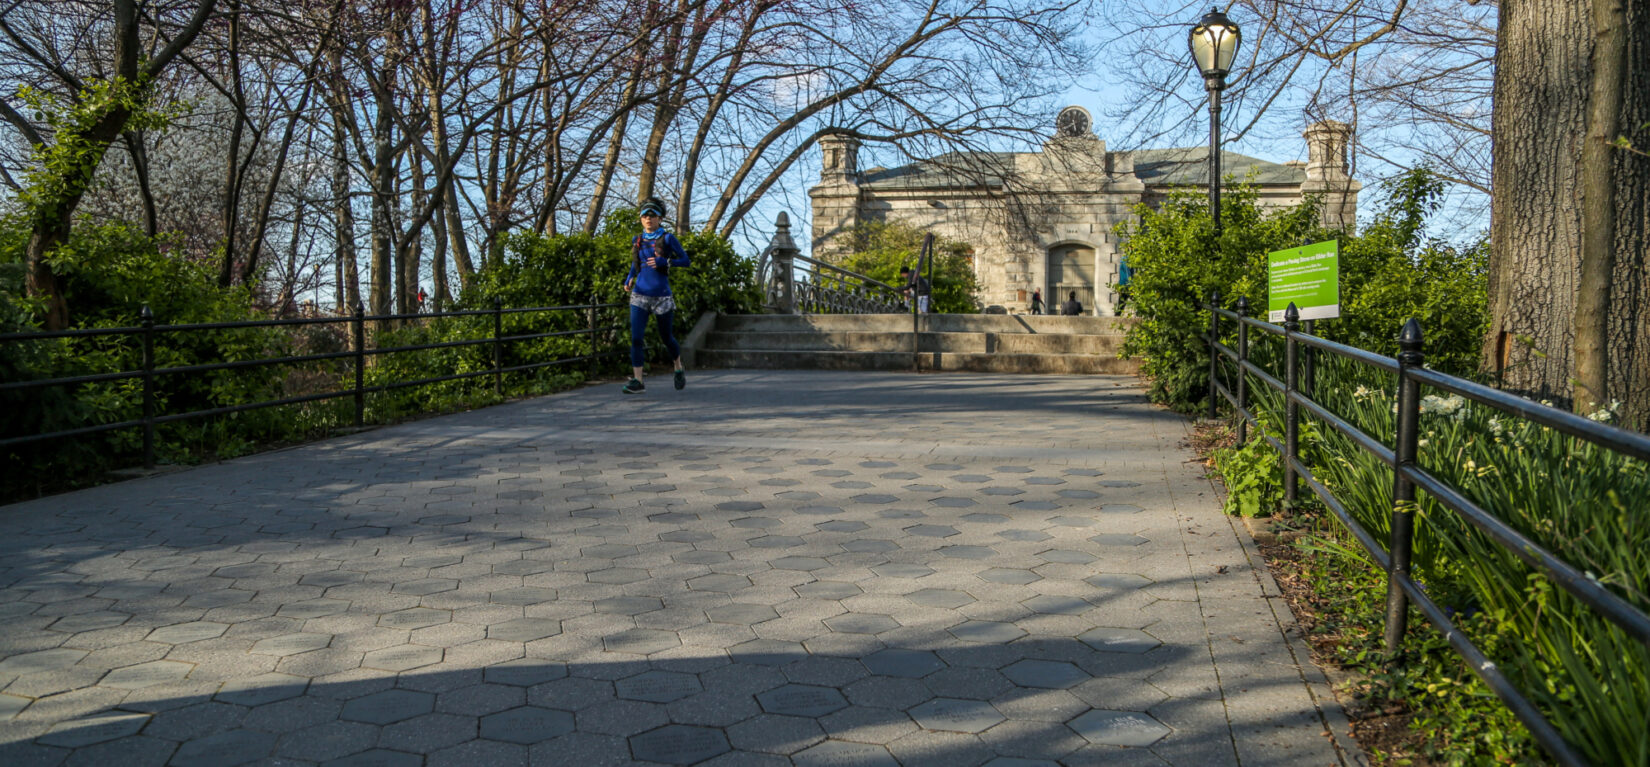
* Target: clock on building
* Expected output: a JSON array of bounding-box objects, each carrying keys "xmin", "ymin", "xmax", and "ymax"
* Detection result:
[{"xmin": 1055, "ymin": 106, "xmax": 1092, "ymax": 138}]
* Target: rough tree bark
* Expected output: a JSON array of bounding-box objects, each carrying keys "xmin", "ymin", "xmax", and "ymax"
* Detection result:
[{"xmin": 1486, "ymin": 0, "xmax": 1650, "ymax": 427}]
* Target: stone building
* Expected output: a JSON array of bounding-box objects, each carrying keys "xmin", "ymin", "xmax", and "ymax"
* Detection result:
[{"xmin": 808, "ymin": 106, "xmax": 1360, "ymax": 315}]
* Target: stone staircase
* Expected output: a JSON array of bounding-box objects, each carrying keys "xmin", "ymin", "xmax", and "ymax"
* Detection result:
[{"xmin": 690, "ymin": 314, "xmax": 1140, "ymax": 374}]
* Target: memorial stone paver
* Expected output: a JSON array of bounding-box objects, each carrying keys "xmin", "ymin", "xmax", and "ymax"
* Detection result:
[{"xmin": 0, "ymin": 369, "xmax": 1350, "ymax": 765}]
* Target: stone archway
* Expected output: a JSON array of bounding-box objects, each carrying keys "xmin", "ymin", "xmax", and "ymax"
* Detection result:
[{"xmin": 1047, "ymin": 243, "xmax": 1095, "ymax": 314}]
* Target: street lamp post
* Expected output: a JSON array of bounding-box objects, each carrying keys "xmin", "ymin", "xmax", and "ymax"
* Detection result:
[{"xmin": 1188, "ymin": 7, "xmax": 1241, "ymax": 237}]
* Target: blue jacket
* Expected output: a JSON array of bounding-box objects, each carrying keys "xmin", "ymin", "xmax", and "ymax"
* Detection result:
[{"xmin": 625, "ymin": 231, "xmax": 690, "ymax": 297}]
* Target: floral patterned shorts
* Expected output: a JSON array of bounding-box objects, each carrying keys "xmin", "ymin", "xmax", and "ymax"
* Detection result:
[{"xmin": 630, "ymin": 293, "xmax": 676, "ymax": 316}]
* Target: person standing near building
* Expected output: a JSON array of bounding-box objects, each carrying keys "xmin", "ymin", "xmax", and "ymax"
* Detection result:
[
  {"xmin": 621, "ymin": 197, "xmax": 690, "ymax": 394},
  {"xmin": 899, "ymin": 265, "xmax": 932, "ymax": 313},
  {"xmin": 1060, "ymin": 291, "xmax": 1083, "ymax": 316},
  {"xmin": 1030, "ymin": 289, "xmax": 1043, "ymax": 315}
]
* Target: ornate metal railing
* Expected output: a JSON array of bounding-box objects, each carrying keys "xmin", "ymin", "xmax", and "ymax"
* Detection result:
[{"xmin": 756, "ymin": 212, "xmax": 906, "ymax": 315}]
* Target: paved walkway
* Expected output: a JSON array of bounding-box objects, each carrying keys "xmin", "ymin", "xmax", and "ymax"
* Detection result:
[{"xmin": 0, "ymin": 370, "xmax": 1353, "ymax": 766}]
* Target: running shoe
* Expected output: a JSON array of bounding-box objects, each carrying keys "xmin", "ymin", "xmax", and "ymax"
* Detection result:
[
  {"xmin": 673, "ymin": 370, "xmax": 686, "ymax": 390},
  {"xmin": 622, "ymin": 378, "xmax": 645, "ymax": 394}
]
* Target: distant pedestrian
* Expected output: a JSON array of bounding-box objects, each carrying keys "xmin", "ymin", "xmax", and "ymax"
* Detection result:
[
  {"xmin": 899, "ymin": 266, "xmax": 932, "ymax": 313},
  {"xmin": 621, "ymin": 197, "xmax": 691, "ymax": 395},
  {"xmin": 1060, "ymin": 291, "xmax": 1083, "ymax": 316},
  {"xmin": 1030, "ymin": 289, "xmax": 1043, "ymax": 315}
]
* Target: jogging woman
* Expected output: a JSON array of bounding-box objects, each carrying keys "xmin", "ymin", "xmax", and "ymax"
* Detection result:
[{"xmin": 621, "ymin": 197, "xmax": 690, "ymax": 394}]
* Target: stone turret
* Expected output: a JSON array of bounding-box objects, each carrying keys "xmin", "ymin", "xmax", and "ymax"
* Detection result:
[
  {"xmin": 809, "ymin": 133, "xmax": 862, "ymax": 258},
  {"xmin": 1301, "ymin": 120, "xmax": 1360, "ymax": 229}
]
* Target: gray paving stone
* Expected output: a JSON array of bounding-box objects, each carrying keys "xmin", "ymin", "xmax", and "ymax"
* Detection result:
[
  {"xmin": 1077, "ymin": 627, "xmax": 1160, "ymax": 654},
  {"xmin": 215, "ymin": 673, "xmax": 308, "ymax": 707},
  {"xmin": 906, "ymin": 588, "xmax": 975, "ymax": 609},
  {"xmin": 36, "ymin": 710, "xmax": 149, "ymax": 747},
  {"xmin": 489, "ymin": 619, "xmax": 563, "ymax": 643},
  {"xmin": 602, "ymin": 629, "xmax": 680, "ymax": 655},
  {"xmin": 321, "ymin": 747, "xmax": 422, "ymax": 767},
  {"xmin": 168, "ymin": 728, "xmax": 276, "ymax": 766},
  {"xmin": 1065, "ymin": 709, "xmax": 1171, "ymax": 746},
  {"xmin": 1002, "ymin": 660, "xmax": 1090, "ymax": 689},
  {"xmin": 707, "ymin": 604, "xmax": 777, "ymax": 625},
  {"xmin": 793, "ymin": 739, "xmax": 900, "ymax": 767},
  {"xmin": 250, "ymin": 632, "xmax": 332, "ymax": 656},
  {"xmin": 949, "ymin": 621, "xmax": 1026, "ymax": 644},
  {"xmin": 823, "ymin": 613, "xmax": 899, "ymax": 634},
  {"xmin": 977, "ymin": 568, "xmax": 1041, "ymax": 585},
  {"xmin": 614, "ymin": 670, "xmax": 701, "ymax": 703},
  {"xmin": 628, "ymin": 724, "xmax": 730, "ymax": 764},
  {"xmin": 793, "ymin": 581, "xmax": 862, "ymax": 600},
  {"xmin": 485, "ymin": 659, "xmax": 567, "ymax": 687},
  {"xmin": 756, "ymin": 684, "xmax": 848, "ymax": 717},
  {"xmin": 480, "ymin": 706, "xmax": 574, "ymax": 744},
  {"xmin": 100, "ymin": 660, "xmax": 193, "ymax": 689},
  {"xmin": 907, "ymin": 697, "xmax": 1005, "ymax": 733},
  {"xmin": 360, "ymin": 645, "xmax": 442, "ymax": 672}
]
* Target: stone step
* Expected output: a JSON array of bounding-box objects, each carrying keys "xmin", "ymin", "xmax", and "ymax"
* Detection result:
[
  {"xmin": 704, "ymin": 331, "xmax": 1126, "ymax": 355},
  {"xmin": 695, "ymin": 349, "xmax": 1139, "ymax": 374},
  {"xmin": 717, "ymin": 313, "xmax": 1134, "ymax": 335}
]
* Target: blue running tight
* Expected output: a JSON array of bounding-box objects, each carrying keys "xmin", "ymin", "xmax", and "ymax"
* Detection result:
[{"xmin": 630, "ymin": 305, "xmax": 680, "ymax": 367}]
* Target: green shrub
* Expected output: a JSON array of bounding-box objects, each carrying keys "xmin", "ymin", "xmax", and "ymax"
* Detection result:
[
  {"xmin": 832, "ymin": 221, "xmax": 981, "ymax": 313},
  {"xmin": 1117, "ymin": 167, "xmax": 1489, "ymax": 415}
]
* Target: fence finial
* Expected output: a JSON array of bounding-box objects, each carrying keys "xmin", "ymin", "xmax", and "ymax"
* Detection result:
[
  {"xmin": 1399, "ymin": 317, "xmax": 1423, "ymax": 353},
  {"xmin": 1284, "ymin": 302, "xmax": 1300, "ymax": 326},
  {"xmin": 1234, "ymin": 295, "xmax": 1248, "ymax": 315}
]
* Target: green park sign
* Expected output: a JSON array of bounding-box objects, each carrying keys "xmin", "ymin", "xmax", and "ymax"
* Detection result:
[{"xmin": 1267, "ymin": 240, "xmax": 1339, "ymax": 321}]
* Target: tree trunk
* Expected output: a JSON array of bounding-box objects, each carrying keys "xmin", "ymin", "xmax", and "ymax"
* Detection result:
[
  {"xmin": 431, "ymin": 201, "xmax": 449, "ymax": 311},
  {"xmin": 1487, "ymin": 0, "xmax": 1650, "ymax": 427},
  {"xmin": 123, "ymin": 130, "xmax": 158, "ymax": 237},
  {"xmin": 217, "ymin": 0, "xmax": 246, "ymax": 288},
  {"xmin": 583, "ymin": 60, "xmax": 644, "ymax": 234}
]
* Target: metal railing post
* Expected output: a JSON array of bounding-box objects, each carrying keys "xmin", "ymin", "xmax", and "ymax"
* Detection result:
[
  {"xmin": 1384, "ymin": 318, "xmax": 1425, "ymax": 656},
  {"xmin": 1206, "ymin": 290, "xmax": 1221, "ymax": 419},
  {"xmin": 588, "ymin": 293, "xmax": 598, "ymax": 380},
  {"xmin": 352, "ymin": 302, "xmax": 365, "ymax": 427},
  {"xmin": 1302, "ymin": 318, "xmax": 1316, "ymax": 400},
  {"xmin": 1283, "ymin": 303, "xmax": 1300, "ymax": 506},
  {"xmin": 492, "ymin": 297, "xmax": 504, "ymax": 398},
  {"xmin": 1234, "ymin": 296, "xmax": 1249, "ymax": 443},
  {"xmin": 140, "ymin": 306, "xmax": 156, "ymax": 469}
]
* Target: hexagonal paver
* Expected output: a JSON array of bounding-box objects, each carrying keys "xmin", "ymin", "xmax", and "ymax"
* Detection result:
[
  {"xmin": 488, "ymin": 618, "xmax": 562, "ymax": 642},
  {"xmin": 1085, "ymin": 572, "xmax": 1152, "ymax": 589},
  {"xmin": 1022, "ymin": 595, "xmax": 1091, "ymax": 615},
  {"xmin": 485, "ymin": 659, "xmax": 568, "ymax": 687},
  {"xmin": 1088, "ymin": 533, "xmax": 1149, "ymax": 547},
  {"xmin": 490, "ymin": 587, "xmax": 559, "ymax": 606},
  {"xmin": 730, "ymin": 638, "xmax": 805, "ymax": 666},
  {"xmin": 480, "ymin": 706, "xmax": 575, "ymax": 744},
  {"xmin": 170, "ymin": 728, "xmax": 275, "ymax": 765},
  {"xmin": 906, "ymin": 588, "xmax": 975, "ymax": 609},
  {"xmin": 595, "ymin": 596, "xmax": 664, "ymax": 616},
  {"xmin": 1078, "ymin": 627, "xmax": 1160, "ymax": 654},
  {"xmin": 587, "ymin": 567, "xmax": 650, "ymax": 585},
  {"xmin": 707, "ymin": 604, "xmax": 778, "ymax": 625},
  {"xmin": 758, "ymin": 684, "xmax": 849, "ymax": 717},
  {"xmin": 145, "ymin": 621, "xmax": 228, "ymax": 644},
  {"xmin": 871, "ymin": 564, "xmax": 934, "ymax": 579},
  {"xmin": 908, "ymin": 698, "xmax": 1006, "ymax": 733},
  {"xmin": 950, "ymin": 621, "xmax": 1026, "ymax": 644},
  {"xmin": 0, "ymin": 648, "xmax": 87, "ymax": 677},
  {"xmin": 492, "ymin": 559, "xmax": 555, "ymax": 576},
  {"xmin": 616, "ymin": 670, "xmax": 702, "ymax": 703},
  {"xmin": 816, "ymin": 520, "xmax": 868, "ymax": 533},
  {"xmin": 1003, "ymin": 660, "xmax": 1090, "ymax": 689},
  {"xmin": 604, "ymin": 628, "xmax": 681, "ymax": 655},
  {"xmin": 977, "ymin": 568, "xmax": 1041, "ymax": 585},
  {"xmin": 862, "ymin": 648, "xmax": 946, "ymax": 678},
  {"xmin": 36, "ymin": 710, "xmax": 149, "ymax": 747},
  {"xmin": 997, "ymin": 529, "xmax": 1052, "ymax": 542},
  {"xmin": 1056, "ymin": 489, "xmax": 1100, "ymax": 500},
  {"xmin": 716, "ymin": 500, "xmax": 765, "ymax": 512},
  {"xmin": 842, "ymin": 539, "xmax": 898, "ymax": 554},
  {"xmin": 215, "ymin": 672, "xmax": 308, "ymax": 706},
  {"xmin": 1066, "ymin": 709, "xmax": 1171, "ymax": 746},
  {"xmin": 940, "ymin": 545, "xmax": 995, "ymax": 560},
  {"xmin": 929, "ymin": 497, "xmax": 977, "ymax": 509},
  {"xmin": 1099, "ymin": 503, "xmax": 1145, "ymax": 514},
  {"xmin": 250, "ymin": 632, "xmax": 332, "ymax": 656},
  {"xmin": 277, "ymin": 598, "xmax": 350, "ymax": 619},
  {"xmin": 100, "ymin": 660, "xmax": 193, "ymax": 689},
  {"xmin": 391, "ymin": 578, "xmax": 457, "ymax": 596},
  {"xmin": 824, "ymin": 613, "xmax": 900, "ymax": 634},
  {"xmin": 1046, "ymin": 516, "xmax": 1094, "ymax": 528},
  {"xmin": 1024, "ymin": 477, "xmax": 1065, "ymax": 486},
  {"xmin": 341, "ymin": 689, "xmax": 436, "ymax": 724},
  {"xmin": 729, "ymin": 515, "xmax": 781, "ymax": 528},
  {"xmin": 629, "ymin": 724, "xmax": 731, "ymax": 764},
  {"xmin": 850, "ymin": 494, "xmax": 899, "ymax": 504},
  {"xmin": 362, "ymin": 645, "xmax": 443, "ymax": 672},
  {"xmin": 673, "ymin": 550, "xmax": 729, "ymax": 564},
  {"xmin": 688, "ymin": 573, "xmax": 751, "ymax": 592},
  {"xmin": 905, "ymin": 524, "xmax": 959, "ymax": 538},
  {"xmin": 380, "ymin": 607, "xmax": 451, "ymax": 629},
  {"xmin": 772, "ymin": 556, "xmax": 830, "ymax": 571},
  {"xmin": 750, "ymin": 535, "xmax": 806, "ymax": 548},
  {"xmin": 1098, "ymin": 480, "xmax": 1142, "ymax": 488},
  {"xmin": 794, "ymin": 740, "xmax": 900, "ymax": 767},
  {"xmin": 795, "ymin": 581, "xmax": 862, "ymax": 600}
]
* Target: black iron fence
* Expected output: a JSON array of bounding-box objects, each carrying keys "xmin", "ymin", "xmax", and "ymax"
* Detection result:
[
  {"xmin": 1205, "ymin": 295, "xmax": 1650, "ymax": 767},
  {"xmin": 2, "ymin": 299, "xmax": 626, "ymax": 470}
]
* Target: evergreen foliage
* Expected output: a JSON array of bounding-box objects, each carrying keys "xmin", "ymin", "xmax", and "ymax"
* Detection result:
[{"xmin": 831, "ymin": 221, "xmax": 981, "ymax": 313}]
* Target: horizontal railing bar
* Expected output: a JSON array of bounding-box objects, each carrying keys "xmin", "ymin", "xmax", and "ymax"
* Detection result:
[
  {"xmin": 1403, "ymin": 464, "xmax": 1650, "ymax": 643},
  {"xmin": 0, "ymin": 325, "xmax": 144, "ymax": 342},
  {"xmin": 0, "ymin": 417, "xmax": 147, "ymax": 448},
  {"xmin": 1394, "ymin": 575, "xmax": 1590, "ymax": 767},
  {"xmin": 1292, "ymin": 456, "xmax": 1393, "ymax": 572},
  {"xmin": 151, "ymin": 388, "xmax": 355, "ymax": 425},
  {"xmin": 154, "ymin": 314, "xmax": 354, "ymax": 332},
  {"xmin": 0, "ymin": 368, "xmax": 145, "ymax": 392},
  {"xmin": 792, "ymin": 253, "xmax": 902, "ymax": 293},
  {"xmin": 155, "ymin": 349, "xmax": 359, "ymax": 377},
  {"xmin": 1290, "ymin": 391, "xmax": 1396, "ymax": 467},
  {"xmin": 1240, "ymin": 357, "xmax": 1285, "ymax": 395},
  {"xmin": 1291, "ymin": 332, "xmax": 1402, "ymax": 374},
  {"xmin": 365, "ymin": 336, "xmax": 495, "ymax": 356},
  {"xmin": 1407, "ymin": 367, "xmax": 1650, "ymax": 463}
]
